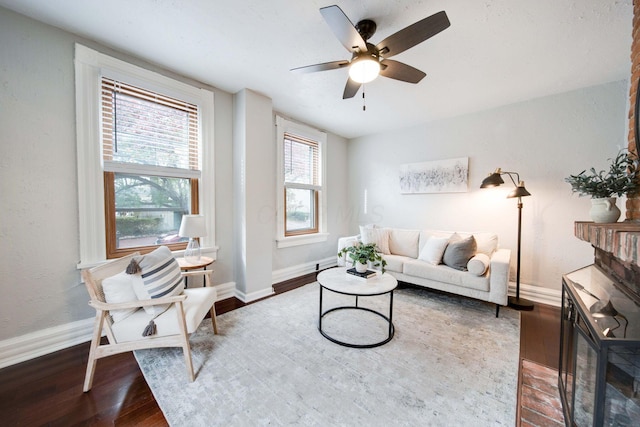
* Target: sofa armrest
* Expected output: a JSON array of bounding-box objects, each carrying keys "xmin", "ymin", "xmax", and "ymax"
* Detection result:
[
  {"xmin": 337, "ymin": 234, "xmax": 360, "ymax": 267},
  {"xmin": 488, "ymin": 248, "xmax": 511, "ymax": 306}
]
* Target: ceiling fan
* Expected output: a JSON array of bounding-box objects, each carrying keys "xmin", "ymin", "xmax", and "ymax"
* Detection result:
[{"xmin": 291, "ymin": 5, "xmax": 451, "ymax": 99}]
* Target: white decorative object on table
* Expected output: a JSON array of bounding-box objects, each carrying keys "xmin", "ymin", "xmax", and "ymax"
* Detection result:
[{"xmin": 179, "ymin": 214, "xmax": 207, "ymax": 263}]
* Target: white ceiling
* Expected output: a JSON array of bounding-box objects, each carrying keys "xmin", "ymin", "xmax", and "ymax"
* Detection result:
[{"xmin": 0, "ymin": 0, "xmax": 633, "ymax": 139}]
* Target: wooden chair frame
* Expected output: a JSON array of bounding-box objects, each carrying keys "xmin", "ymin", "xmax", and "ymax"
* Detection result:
[{"xmin": 81, "ymin": 253, "xmax": 218, "ymax": 392}]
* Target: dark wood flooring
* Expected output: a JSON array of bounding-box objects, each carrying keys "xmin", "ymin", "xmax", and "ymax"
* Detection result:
[{"xmin": 0, "ymin": 278, "xmax": 562, "ymax": 426}]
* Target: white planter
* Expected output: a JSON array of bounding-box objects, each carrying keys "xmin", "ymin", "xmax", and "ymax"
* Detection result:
[
  {"xmin": 355, "ymin": 261, "xmax": 368, "ymax": 273},
  {"xmin": 589, "ymin": 197, "xmax": 621, "ymax": 223}
]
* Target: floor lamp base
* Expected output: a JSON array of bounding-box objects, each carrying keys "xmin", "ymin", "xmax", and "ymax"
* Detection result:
[{"xmin": 508, "ymin": 296, "xmax": 534, "ymax": 311}]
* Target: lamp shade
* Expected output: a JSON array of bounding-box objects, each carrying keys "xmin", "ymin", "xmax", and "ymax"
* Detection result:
[
  {"xmin": 349, "ymin": 57, "xmax": 380, "ymax": 83},
  {"xmin": 178, "ymin": 215, "xmax": 207, "ymax": 238},
  {"xmin": 480, "ymin": 169, "xmax": 505, "ymax": 188},
  {"xmin": 507, "ymin": 181, "xmax": 531, "ymax": 199}
]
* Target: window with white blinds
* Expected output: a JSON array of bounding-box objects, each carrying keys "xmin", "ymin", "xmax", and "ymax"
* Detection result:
[
  {"xmin": 283, "ymin": 133, "xmax": 320, "ymax": 235},
  {"xmin": 276, "ymin": 116, "xmax": 327, "ymax": 245},
  {"xmin": 100, "ymin": 78, "xmax": 201, "ymax": 257},
  {"xmin": 75, "ymin": 44, "xmax": 215, "ymax": 266}
]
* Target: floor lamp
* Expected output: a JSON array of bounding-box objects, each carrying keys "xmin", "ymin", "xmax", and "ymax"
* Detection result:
[{"xmin": 481, "ymin": 168, "xmax": 534, "ymax": 311}]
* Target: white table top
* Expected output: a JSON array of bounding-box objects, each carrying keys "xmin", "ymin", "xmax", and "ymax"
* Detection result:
[{"xmin": 317, "ymin": 267, "xmax": 398, "ymax": 296}]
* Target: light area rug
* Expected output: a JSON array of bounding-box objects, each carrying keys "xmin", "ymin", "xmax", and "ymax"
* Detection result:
[{"xmin": 134, "ymin": 281, "xmax": 520, "ymax": 426}]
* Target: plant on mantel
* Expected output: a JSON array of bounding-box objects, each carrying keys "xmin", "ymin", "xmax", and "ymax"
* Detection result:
[
  {"xmin": 338, "ymin": 242, "xmax": 387, "ymax": 273},
  {"xmin": 565, "ymin": 150, "xmax": 638, "ymax": 198}
]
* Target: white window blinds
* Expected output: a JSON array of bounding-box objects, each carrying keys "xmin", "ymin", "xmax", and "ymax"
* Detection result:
[
  {"xmin": 284, "ymin": 133, "xmax": 320, "ymax": 188},
  {"xmin": 101, "ymin": 77, "xmax": 200, "ymax": 178}
]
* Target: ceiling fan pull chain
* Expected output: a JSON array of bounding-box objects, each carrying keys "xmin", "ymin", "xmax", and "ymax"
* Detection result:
[{"xmin": 362, "ymin": 85, "xmax": 366, "ymax": 111}]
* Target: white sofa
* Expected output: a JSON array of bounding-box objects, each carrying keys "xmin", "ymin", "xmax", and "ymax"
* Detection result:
[{"xmin": 337, "ymin": 227, "xmax": 511, "ymax": 316}]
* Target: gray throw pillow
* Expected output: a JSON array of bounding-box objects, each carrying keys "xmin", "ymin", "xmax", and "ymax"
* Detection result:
[{"xmin": 443, "ymin": 234, "xmax": 477, "ymax": 271}]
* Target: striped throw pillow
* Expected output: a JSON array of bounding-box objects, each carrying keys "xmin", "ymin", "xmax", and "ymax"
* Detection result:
[{"xmin": 131, "ymin": 246, "xmax": 184, "ymax": 316}]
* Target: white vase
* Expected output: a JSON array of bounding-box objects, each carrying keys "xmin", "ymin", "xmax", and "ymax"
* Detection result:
[
  {"xmin": 355, "ymin": 261, "xmax": 368, "ymax": 273},
  {"xmin": 589, "ymin": 197, "xmax": 621, "ymax": 223}
]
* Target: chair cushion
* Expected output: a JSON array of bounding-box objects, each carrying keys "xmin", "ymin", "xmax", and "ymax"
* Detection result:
[
  {"xmin": 102, "ymin": 270, "xmax": 138, "ymax": 322},
  {"xmin": 418, "ymin": 236, "xmax": 449, "ymax": 265},
  {"xmin": 111, "ymin": 287, "xmax": 217, "ymax": 342},
  {"xmin": 443, "ymin": 234, "xmax": 477, "ymax": 271},
  {"xmin": 131, "ymin": 246, "xmax": 184, "ymax": 316}
]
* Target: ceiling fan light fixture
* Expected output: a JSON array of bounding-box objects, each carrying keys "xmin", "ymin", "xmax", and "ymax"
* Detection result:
[{"xmin": 348, "ymin": 57, "xmax": 380, "ymax": 83}]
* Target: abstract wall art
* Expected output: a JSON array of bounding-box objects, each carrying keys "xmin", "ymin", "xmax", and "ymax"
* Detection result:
[{"xmin": 399, "ymin": 157, "xmax": 469, "ymax": 194}]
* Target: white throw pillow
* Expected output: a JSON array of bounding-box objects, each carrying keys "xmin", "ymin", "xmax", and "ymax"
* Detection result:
[
  {"xmin": 102, "ymin": 270, "xmax": 138, "ymax": 322},
  {"xmin": 361, "ymin": 227, "xmax": 390, "ymax": 255},
  {"xmin": 418, "ymin": 236, "xmax": 449, "ymax": 265},
  {"xmin": 131, "ymin": 246, "xmax": 184, "ymax": 316},
  {"xmin": 467, "ymin": 253, "xmax": 490, "ymax": 276}
]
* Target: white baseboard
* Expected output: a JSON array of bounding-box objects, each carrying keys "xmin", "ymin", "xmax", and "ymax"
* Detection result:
[
  {"xmin": 0, "ymin": 317, "xmax": 95, "ymax": 369},
  {"xmin": 510, "ymin": 282, "xmax": 561, "ymax": 307},
  {"xmin": 0, "ymin": 281, "xmax": 237, "ymax": 369},
  {"xmin": 271, "ymin": 256, "xmax": 336, "ymax": 284}
]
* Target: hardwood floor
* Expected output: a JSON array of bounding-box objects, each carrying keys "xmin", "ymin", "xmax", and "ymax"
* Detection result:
[{"xmin": 0, "ymin": 283, "xmax": 562, "ymax": 426}]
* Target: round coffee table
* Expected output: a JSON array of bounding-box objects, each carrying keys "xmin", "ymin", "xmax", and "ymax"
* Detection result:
[{"xmin": 317, "ymin": 267, "xmax": 398, "ymax": 348}]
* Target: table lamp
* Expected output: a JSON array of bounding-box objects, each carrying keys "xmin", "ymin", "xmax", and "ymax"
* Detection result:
[{"xmin": 178, "ymin": 214, "xmax": 206, "ymax": 263}]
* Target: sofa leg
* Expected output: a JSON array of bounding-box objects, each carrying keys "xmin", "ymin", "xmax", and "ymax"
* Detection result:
[{"xmin": 495, "ymin": 304, "xmax": 500, "ymax": 318}]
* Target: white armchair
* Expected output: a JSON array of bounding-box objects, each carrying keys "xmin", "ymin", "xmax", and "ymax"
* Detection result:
[{"xmin": 81, "ymin": 252, "xmax": 218, "ymax": 392}]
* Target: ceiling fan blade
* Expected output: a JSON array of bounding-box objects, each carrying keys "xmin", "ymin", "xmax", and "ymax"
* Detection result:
[
  {"xmin": 376, "ymin": 11, "xmax": 450, "ymax": 58},
  {"xmin": 343, "ymin": 78, "xmax": 361, "ymax": 99},
  {"xmin": 320, "ymin": 5, "xmax": 368, "ymax": 53},
  {"xmin": 379, "ymin": 60, "xmax": 426, "ymax": 83},
  {"xmin": 291, "ymin": 60, "xmax": 350, "ymax": 73}
]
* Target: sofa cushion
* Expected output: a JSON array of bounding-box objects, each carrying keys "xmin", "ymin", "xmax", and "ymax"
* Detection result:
[
  {"xmin": 469, "ymin": 232, "xmax": 498, "ymax": 257},
  {"xmin": 403, "ymin": 259, "xmax": 490, "ymax": 292},
  {"xmin": 360, "ymin": 227, "xmax": 390, "ymax": 255},
  {"xmin": 443, "ymin": 234, "xmax": 477, "ymax": 271},
  {"xmin": 418, "ymin": 236, "xmax": 449, "ymax": 265},
  {"xmin": 381, "ymin": 254, "xmax": 410, "ymax": 273},
  {"xmin": 467, "ymin": 253, "xmax": 490, "ymax": 276},
  {"xmin": 388, "ymin": 229, "xmax": 420, "ymax": 258}
]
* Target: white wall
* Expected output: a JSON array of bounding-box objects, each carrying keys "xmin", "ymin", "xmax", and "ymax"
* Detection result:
[{"xmin": 347, "ymin": 81, "xmax": 628, "ymax": 292}]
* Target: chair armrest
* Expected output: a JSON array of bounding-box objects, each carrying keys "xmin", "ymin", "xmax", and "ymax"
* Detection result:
[
  {"xmin": 489, "ymin": 248, "xmax": 511, "ymax": 305},
  {"xmin": 89, "ymin": 294, "xmax": 187, "ymax": 311}
]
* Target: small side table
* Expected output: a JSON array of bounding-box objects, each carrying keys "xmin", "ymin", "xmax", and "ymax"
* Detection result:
[{"xmin": 176, "ymin": 256, "xmax": 214, "ymax": 288}]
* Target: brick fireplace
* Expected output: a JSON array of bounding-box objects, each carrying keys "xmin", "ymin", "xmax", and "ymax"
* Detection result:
[{"xmin": 574, "ymin": 2, "xmax": 640, "ymax": 303}]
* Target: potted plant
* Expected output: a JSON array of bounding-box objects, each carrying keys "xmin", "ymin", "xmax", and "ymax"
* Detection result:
[
  {"xmin": 565, "ymin": 150, "xmax": 638, "ymax": 223},
  {"xmin": 338, "ymin": 242, "xmax": 387, "ymax": 273}
]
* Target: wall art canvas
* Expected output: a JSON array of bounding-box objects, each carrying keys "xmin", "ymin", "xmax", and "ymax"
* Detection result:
[{"xmin": 399, "ymin": 157, "xmax": 469, "ymax": 194}]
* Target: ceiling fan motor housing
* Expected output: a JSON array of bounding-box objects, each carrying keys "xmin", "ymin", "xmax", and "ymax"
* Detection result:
[{"xmin": 356, "ymin": 19, "xmax": 377, "ymax": 42}]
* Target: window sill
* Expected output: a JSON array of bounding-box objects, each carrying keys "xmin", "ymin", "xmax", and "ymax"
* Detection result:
[
  {"xmin": 276, "ymin": 233, "xmax": 329, "ymax": 249},
  {"xmin": 76, "ymin": 246, "xmax": 218, "ymax": 269}
]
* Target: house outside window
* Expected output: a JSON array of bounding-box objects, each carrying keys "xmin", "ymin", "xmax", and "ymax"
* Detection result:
[
  {"xmin": 75, "ymin": 44, "xmax": 215, "ymax": 267},
  {"xmin": 276, "ymin": 116, "xmax": 327, "ymax": 248}
]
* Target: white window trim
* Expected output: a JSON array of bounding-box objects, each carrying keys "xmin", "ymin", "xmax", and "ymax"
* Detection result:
[
  {"xmin": 74, "ymin": 44, "xmax": 216, "ymax": 267},
  {"xmin": 275, "ymin": 115, "xmax": 327, "ymax": 248}
]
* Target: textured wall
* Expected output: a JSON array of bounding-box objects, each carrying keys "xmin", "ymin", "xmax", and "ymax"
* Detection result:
[{"xmin": 627, "ymin": 0, "xmax": 640, "ymax": 220}]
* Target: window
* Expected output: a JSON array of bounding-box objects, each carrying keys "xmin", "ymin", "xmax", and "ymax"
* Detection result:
[
  {"xmin": 75, "ymin": 44, "xmax": 215, "ymax": 267},
  {"xmin": 276, "ymin": 116, "xmax": 327, "ymax": 248},
  {"xmin": 101, "ymin": 78, "xmax": 200, "ymax": 257}
]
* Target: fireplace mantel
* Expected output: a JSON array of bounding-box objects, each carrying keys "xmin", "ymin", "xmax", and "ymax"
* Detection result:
[{"xmin": 575, "ymin": 221, "xmax": 640, "ymax": 302}]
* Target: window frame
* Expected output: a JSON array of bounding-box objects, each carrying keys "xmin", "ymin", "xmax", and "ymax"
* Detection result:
[
  {"xmin": 75, "ymin": 44, "xmax": 216, "ymax": 267},
  {"xmin": 275, "ymin": 116, "xmax": 327, "ymax": 248}
]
